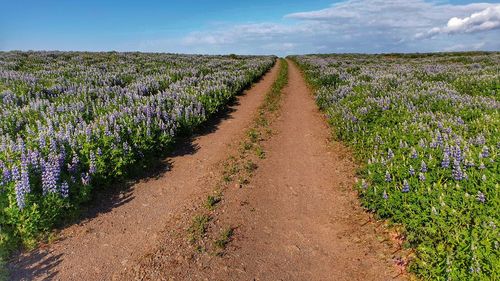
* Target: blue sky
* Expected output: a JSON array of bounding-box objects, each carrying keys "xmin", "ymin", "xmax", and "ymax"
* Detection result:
[{"xmin": 1, "ymin": 0, "xmax": 499, "ymax": 55}]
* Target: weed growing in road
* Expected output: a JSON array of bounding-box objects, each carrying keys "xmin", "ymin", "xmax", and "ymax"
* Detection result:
[
  {"xmin": 188, "ymin": 214, "xmax": 211, "ymax": 244},
  {"xmin": 214, "ymin": 227, "xmax": 234, "ymax": 255}
]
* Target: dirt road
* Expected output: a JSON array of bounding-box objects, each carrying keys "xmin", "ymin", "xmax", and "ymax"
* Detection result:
[{"xmin": 201, "ymin": 60, "xmax": 401, "ymax": 280}]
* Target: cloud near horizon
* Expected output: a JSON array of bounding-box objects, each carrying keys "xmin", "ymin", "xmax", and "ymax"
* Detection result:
[
  {"xmin": 416, "ymin": 5, "xmax": 500, "ymax": 38},
  {"xmin": 141, "ymin": 0, "xmax": 500, "ymax": 55}
]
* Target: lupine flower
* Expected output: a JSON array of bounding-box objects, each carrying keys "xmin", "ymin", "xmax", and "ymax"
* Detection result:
[
  {"xmin": 441, "ymin": 153, "xmax": 450, "ymax": 168},
  {"xmin": 81, "ymin": 172, "xmax": 91, "ymax": 186},
  {"xmin": 481, "ymin": 146, "xmax": 489, "ymax": 158},
  {"xmin": 89, "ymin": 151, "xmax": 97, "ymax": 175},
  {"xmin": 60, "ymin": 181, "xmax": 69, "ymax": 198},
  {"xmin": 402, "ymin": 180, "xmax": 410, "ymax": 193},
  {"xmin": 452, "ymin": 160, "xmax": 463, "ymax": 181},
  {"xmin": 15, "ymin": 156, "xmax": 31, "ymax": 209},
  {"xmin": 409, "ymin": 165, "xmax": 415, "ymax": 176},
  {"xmin": 387, "ymin": 148, "xmax": 394, "ymax": 159},
  {"xmin": 418, "ymin": 172, "xmax": 426, "ymax": 182},
  {"xmin": 385, "ymin": 171, "xmax": 392, "ymax": 182},
  {"xmin": 476, "ymin": 191, "xmax": 486, "ymax": 203},
  {"xmin": 383, "ymin": 191, "xmax": 388, "ymax": 200},
  {"xmin": 452, "ymin": 145, "xmax": 462, "ymax": 162},
  {"xmin": 421, "ymin": 160, "xmax": 427, "ymax": 173},
  {"xmin": 410, "ymin": 148, "xmax": 418, "ymax": 159}
]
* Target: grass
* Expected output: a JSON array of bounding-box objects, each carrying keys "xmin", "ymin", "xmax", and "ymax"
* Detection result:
[
  {"xmin": 214, "ymin": 227, "xmax": 234, "ymax": 255},
  {"xmin": 205, "ymin": 194, "xmax": 222, "ymax": 210},
  {"xmin": 188, "ymin": 214, "xmax": 211, "ymax": 244}
]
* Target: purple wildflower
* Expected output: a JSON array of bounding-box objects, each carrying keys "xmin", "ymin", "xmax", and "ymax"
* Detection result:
[
  {"xmin": 441, "ymin": 153, "xmax": 450, "ymax": 168},
  {"xmin": 60, "ymin": 181, "xmax": 69, "ymax": 198},
  {"xmin": 476, "ymin": 191, "xmax": 486, "ymax": 203},
  {"xmin": 15, "ymin": 156, "xmax": 31, "ymax": 209},
  {"xmin": 402, "ymin": 180, "xmax": 410, "ymax": 193},
  {"xmin": 385, "ymin": 171, "xmax": 392, "ymax": 182},
  {"xmin": 409, "ymin": 165, "xmax": 415, "ymax": 176},
  {"xmin": 452, "ymin": 159, "xmax": 463, "ymax": 181},
  {"xmin": 410, "ymin": 148, "xmax": 418, "ymax": 159},
  {"xmin": 89, "ymin": 151, "xmax": 97, "ymax": 175},
  {"xmin": 421, "ymin": 160, "xmax": 428, "ymax": 173},
  {"xmin": 418, "ymin": 172, "xmax": 426, "ymax": 182},
  {"xmin": 481, "ymin": 146, "xmax": 489, "ymax": 158},
  {"xmin": 452, "ymin": 145, "xmax": 462, "ymax": 162},
  {"xmin": 81, "ymin": 172, "xmax": 91, "ymax": 186},
  {"xmin": 387, "ymin": 148, "xmax": 394, "ymax": 159},
  {"xmin": 383, "ymin": 191, "xmax": 388, "ymax": 200}
]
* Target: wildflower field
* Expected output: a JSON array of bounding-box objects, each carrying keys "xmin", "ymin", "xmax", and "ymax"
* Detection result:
[
  {"xmin": 0, "ymin": 51, "xmax": 274, "ymax": 253},
  {"xmin": 292, "ymin": 52, "xmax": 499, "ymax": 279}
]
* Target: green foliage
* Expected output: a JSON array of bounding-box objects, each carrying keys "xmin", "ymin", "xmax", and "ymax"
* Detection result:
[{"xmin": 292, "ymin": 52, "xmax": 500, "ymax": 280}]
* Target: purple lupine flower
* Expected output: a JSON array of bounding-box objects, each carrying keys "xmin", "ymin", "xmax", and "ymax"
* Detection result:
[
  {"xmin": 418, "ymin": 172, "xmax": 426, "ymax": 181},
  {"xmin": 479, "ymin": 162, "xmax": 485, "ymax": 169},
  {"xmin": 387, "ymin": 148, "xmax": 394, "ymax": 159},
  {"xmin": 385, "ymin": 171, "xmax": 392, "ymax": 182},
  {"xmin": 16, "ymin": 137, "xmax": 26, "ymax": 153},
  {"xmin": 418, "ymin": 139, "xmax": 426, "ymax": 148},
  {"xmin": 11, "ymin": 165, "xmax": 20, "ymax": 181},
  {"xmin": 68, "ymin": 153, "xmax": 79, "ymax": 174},
  {"xmin": 452, "ymin": 145, "xmax": 462, "ymax": 162},
  {"xmin": 443, "ymin": 144, "xmax": 451, "ymax": 154},
  {"xmin": 383, "ymin": 190, "xmax": 388, "ymax": 200},
  {"xmin": 41, "ymin": 156, "xmax": 60, "ymax": 194},
  {"xmin": 15, "ymin": 155, "xmax": 31, "ymax": 209},
  {"xmin": 441, "ymin": 153, "xmax": 450, "ymax": 168},
  {"xmin": 476, "ymin": 191, "xmax": 486, "ymax": 203},
  {"xmin": 402, "ymin": 180, "xmax": 410, "ymax": 193},
  {"xmin": 410, "ymin": 148, "xmax": 418, "ymax": 159},
  {"xmin": 89, "ymin": 151, "xmax": 97, "ymax": 175},
  {"xmin": 409, "ymin": 165, "xmax": 415, "ymax": 176},
  {"xmin": 81, "ymin": 172, "xmax": 91, "ymax": 186},
  {"xmin": 60, "ymin": 181, "xmax": 69, "ymax": 198},
  {"xmin": 421, "ymin": 160, "xmax": 428, "ymax": 173},
  {"xmin": 481, "ymin": 146, "xmax": 489, "ymax": 158},
  {"xmin": 0, "ymin": 161, "xmax": 11, "ymax": 183},
  {"xmin": 436, "ymin": 132, "xmax": 443, "ymax": 147},
  {"xmin": 399, "ymin": 140, "xmax": 405, "ymax": 148},
  {"xmin": 452, "ymin": 159, "xmax": 464, "ymax": 181}
]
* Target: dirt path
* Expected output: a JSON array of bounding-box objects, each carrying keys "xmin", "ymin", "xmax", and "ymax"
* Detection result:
[
  {"xmin": 120, "ymin": 60, "xmax": 403, "ymax": 280},
  {"xmin": 8, "ymin": 62, "xmax": 281, "ymax": 281},
  {"xmin": 201, "ymin": 60, "xmax": 402, "ymax": 280}
]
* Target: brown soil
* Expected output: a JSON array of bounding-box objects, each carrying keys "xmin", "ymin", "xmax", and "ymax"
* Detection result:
[
  {"xmin": 8, "ymin": 60, "xmax": 405, "ymax": 281},
  {"xmin": 7, "ymin": 62, "xmax": 281, "ymax": 281}
]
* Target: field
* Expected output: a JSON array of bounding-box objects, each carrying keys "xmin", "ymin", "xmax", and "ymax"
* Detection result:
[
  {"xmin": 292, "ymin": 52, "xmax": 499, "ymax": 280},
  {"xmin": 0, "ymin": 51, "xmax": 274, "ymax": 254},
  {"xmin": 1, "ymin": 51, "xmax": 499, "ymax": 280}
]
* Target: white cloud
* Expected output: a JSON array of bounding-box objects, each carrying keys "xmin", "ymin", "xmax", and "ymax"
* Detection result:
[
  {"xmin": 142, "ymin": 0, "xmax": 500, "ymax": 55},
  {"xmin": 416, "ymin": 5, "xmax": 500, "ymax": 38}
]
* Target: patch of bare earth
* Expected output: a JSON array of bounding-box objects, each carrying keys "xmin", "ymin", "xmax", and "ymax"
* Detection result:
[
  {"xmin": 7, "ymin": 62, "xmax": 281, "ymax": 281},
  {"xmin": 121, "ymin": 60, "xmax": 404, "ymax": 280}
]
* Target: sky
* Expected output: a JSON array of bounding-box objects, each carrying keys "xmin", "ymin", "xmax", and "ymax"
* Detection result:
[{"xmin": 1, "ymin": 0, "xmax": 499, "ymax": 55}]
